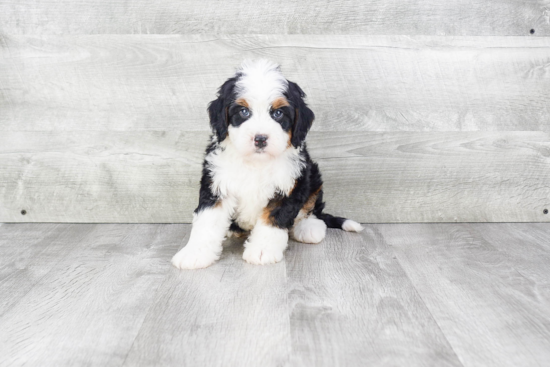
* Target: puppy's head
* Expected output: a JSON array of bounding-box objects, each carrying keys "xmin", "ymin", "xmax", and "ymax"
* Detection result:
[{"xmin": 208, "ymin": 60, "xmax": 314, "ymax": 159}]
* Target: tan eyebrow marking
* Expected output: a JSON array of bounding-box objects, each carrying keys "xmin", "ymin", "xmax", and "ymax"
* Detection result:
[
  {"xmin": 272, "ymin": 97, "xmax": 289, "ymax": 110},
  {"xmin": 235, "ymin": 98, "xmax": 249, "ymax": 108}
]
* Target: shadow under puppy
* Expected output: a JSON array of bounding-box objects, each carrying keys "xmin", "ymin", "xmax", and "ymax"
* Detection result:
[{"xmin": 172, "ymin": 59, "xmax": 362, "ymax": 269}]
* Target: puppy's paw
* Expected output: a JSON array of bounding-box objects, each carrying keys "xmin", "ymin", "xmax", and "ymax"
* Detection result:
[
  {"xmin": 242, "ymin": 245, "xmax": 284, "ymax": 265},
  {"xmin": 292, "ymin": 216, "xmax": 327, "ymax": 244},
  {"xmin": 171, "ymin": 245, "xmax": 219, "ymax": 270},
  {"xmin": 242, "ymin": 224, "xmax": 288, "ymax": 265}
]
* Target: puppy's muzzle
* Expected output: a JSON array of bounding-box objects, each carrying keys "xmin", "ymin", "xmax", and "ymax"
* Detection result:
[{"xmin": 254, "ymin": 134, "xmax": 268, "ymax": 149}]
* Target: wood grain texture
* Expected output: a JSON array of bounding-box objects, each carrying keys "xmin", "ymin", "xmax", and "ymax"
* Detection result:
[
  {"xmin": 377, "ymin": 223, "xmax": 550, "ymax": 367},
  {"xmin": 311, "ymin": 131, "xmax": 550, "ymax": 223},
  {"xmin": 0, "ymin": 223, "xmax": 95, "ymax": 316},
  {"xmin": 1, "ymin": 131, "xmax": 548, "ymax": 223},
  {"xmin": 0, "ymin": 131, "xmax": 206, "ymax": 223},
  {"xmin": 469, "ymin": 223, "xmax": 550, "ymax": 300},
  {"xmin": 0, "ymin": 0, "xmax": 548, "ymax": 35},
  {"xmin": 0, "ymin": 223, "xmax": 184, "ymax": 366},
  {"xmin": 285, "ymin": 228, "xmax": 462, "ymax": 366},
  {"xmin": 1, "ymin": 223, "xmax": 550, "ymax": 366},
  {"xmin": 123, "ymin": 236, "xmax": 291, "ymax": 367},
  {"xmin": 2, "ymin": 35, "xmax": 550, "ymax": 132}
]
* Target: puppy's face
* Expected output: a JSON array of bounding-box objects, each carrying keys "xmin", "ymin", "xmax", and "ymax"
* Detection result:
[
  {"xmin": 227, "ymin": 95, "xmax": 294, "ymax": 159},
  {"xmin": 208, "ymin": 60, "xmax": 314, "ymax": 160}
]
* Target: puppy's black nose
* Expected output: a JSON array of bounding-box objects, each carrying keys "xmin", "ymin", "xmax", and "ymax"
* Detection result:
[{"xmin": 254, "ymin": 134, "xmax": 268, "ymax": 148}]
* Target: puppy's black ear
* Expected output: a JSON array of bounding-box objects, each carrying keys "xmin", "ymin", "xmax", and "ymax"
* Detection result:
[
  {"xmin": 207, "ymin": 76, "xmax": 238, "ymax": 142},
  {"xmin": 286, "ymin": 81, "xmax": 315, "ymax": 148}
]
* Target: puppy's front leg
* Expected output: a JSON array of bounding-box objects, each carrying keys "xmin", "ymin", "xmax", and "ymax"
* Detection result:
[
  {"xmin": 242, "ymin": 218, "xmax": 289, "ymax": 265},
  {"xmin": 243, "ymin": 176, "xmax": 309, "ymax": 265},
  {"xmin": 172, "ymin": 205, "xmax": 231, "ymax": 269}
]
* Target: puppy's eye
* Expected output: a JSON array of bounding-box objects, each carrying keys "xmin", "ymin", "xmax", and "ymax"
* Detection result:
[
  {"xmin": 239, "ymin": 108, "xmax": 250, "ymax": 118},
  {"xmin": 271, "ymin": 109, "xmax": 283, "ymax": 120}
]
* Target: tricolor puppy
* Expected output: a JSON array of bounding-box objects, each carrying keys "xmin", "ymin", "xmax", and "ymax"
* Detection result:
[{"xmin": 172, "ymin": 59, "xmax": 363, "ymax": 269}]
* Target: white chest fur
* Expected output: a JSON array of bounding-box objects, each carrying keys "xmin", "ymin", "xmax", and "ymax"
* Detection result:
[{"xmin": 206, "ymin": 145, "xmax": 304, "ymax": 230}]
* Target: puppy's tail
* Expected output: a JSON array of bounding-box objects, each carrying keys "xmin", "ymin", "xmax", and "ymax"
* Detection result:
[
  {"xmin": 312, "ymin": 189, "xmax": 363, "ymax": 232},
  {"xmin": 316, "ymin": 212, "xmax": 364, "ymax": 232}
]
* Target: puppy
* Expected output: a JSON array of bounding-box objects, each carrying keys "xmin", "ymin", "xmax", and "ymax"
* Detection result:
[{"xmin": 172, "ymin": 60, "xmax": 362, "ymax": 269}]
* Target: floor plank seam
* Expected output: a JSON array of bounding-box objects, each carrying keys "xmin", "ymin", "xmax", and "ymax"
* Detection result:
[
  {"xmin": 465, "ymin": 225, "xmax": 549, "ymax": 362},
  {"xmin": 120, "ymin": 225, "xmax": 190, "ymax": 367},
  {"xmin": 393, "ymin": 254, "xmax": 466, "ymax": 367},
  {"xmin": 283, "ymin": 254, "xmax": 294, "ymax": 367},
  {"xmin": 119, "ymin": 270, "xmax": 175, "ymax": 367},
  {"xmin": 375, "ymin": 226, "xmax": 467, "ymax": 367}
]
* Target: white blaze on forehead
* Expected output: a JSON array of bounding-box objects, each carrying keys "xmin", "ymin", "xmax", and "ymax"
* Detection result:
[{"xmin": 235, "ymin": 59, "xmax": 288, "ymax": 105}]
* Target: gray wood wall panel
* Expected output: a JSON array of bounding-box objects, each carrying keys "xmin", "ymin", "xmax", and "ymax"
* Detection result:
[
  {"xmin": 0, "ymin": 0, "xmax": 548, "ymax": 36},
  {"xmin": 0, "ymin": 131, "xmax": 207, "ymax": 223},
  {"xmin": 313, "ymin": 131, "xmax": 550, "ymax": 223},
  {"xmin": 1, "ymin": 131, "xmax": 548, "ymax": 223},
  {"xmin": 2, "ymin": 35, "xmax": 550, "ymax": 132}
]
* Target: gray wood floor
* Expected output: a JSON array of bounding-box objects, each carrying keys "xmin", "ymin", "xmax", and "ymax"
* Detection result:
[{"xmin": 1, "ymin": 223, "xmax": 549, "ymax": 366}]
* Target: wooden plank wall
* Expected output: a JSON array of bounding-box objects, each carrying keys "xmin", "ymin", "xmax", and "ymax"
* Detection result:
[
  {"xmin": 0, "ymin": 2, "xmax": 549, "ymax": 223},
  {"xmin": 1, "ymin": 1, "xmax": 549, "ymax": 35}
]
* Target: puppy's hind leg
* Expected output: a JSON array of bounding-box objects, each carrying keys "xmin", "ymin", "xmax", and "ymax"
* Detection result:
[
  {"xmin": 291, "ymin": 215, "xmax": 327, "ymax": 244},
  {"xmin": 172, "ymin": 204, "xmax": 231, "ymax": 270}
]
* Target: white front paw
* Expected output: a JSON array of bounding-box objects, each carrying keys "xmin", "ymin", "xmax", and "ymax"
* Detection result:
[
  {"xmin": 171, "ymin": 245, "xmax": 219, "ymax": 270},
  {"xmin": 242, "ymin": 245, "xmax": 284, "ymax": 265},
  {"xmin": 242, "ymin": 226, "xmax": 288, "ymax": 265}
]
